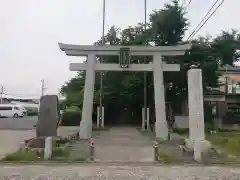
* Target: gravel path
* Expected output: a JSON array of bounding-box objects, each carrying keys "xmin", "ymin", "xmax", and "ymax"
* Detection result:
[
  {"xmin": 94, "ymin": 127, "xmax": 153, "ymax": 162},
  {"xmin": 0, "ymin": 165, "xmax": 239, "ymax": 179}
]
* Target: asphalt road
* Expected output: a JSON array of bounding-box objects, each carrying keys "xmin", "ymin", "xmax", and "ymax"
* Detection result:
[
  {"xmin": 0, "ymin": 165, "xmax": 239, "ymax": 179},
  {"xmin": 0, "ymin": 116, "xmax": 37, "ymax": 130}
]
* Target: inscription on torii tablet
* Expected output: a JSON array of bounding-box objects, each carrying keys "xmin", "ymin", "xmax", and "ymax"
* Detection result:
[{"xmin": 119, "ymin": 47, "xmax": 131, "ymax": 68}]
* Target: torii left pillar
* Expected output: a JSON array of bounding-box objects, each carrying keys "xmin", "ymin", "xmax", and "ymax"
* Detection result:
[{"xmin": 79, "ymin": 54, "xmax": 96, "ymax": 139}]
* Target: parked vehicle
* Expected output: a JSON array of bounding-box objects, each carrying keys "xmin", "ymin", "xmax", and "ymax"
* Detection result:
[{"xmin": 0, "ymin": 104, "xmax": 27, "ymax": 118}]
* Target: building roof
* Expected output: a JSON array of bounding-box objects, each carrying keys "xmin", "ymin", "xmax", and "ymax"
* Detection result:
[
  {"xmin": 224, "ymin": 75, "xmax": 240, "ymax": 82},
  {"xmin": 218, "ymin": 64, "xmax": 240, "ymax": 72},
  {"xmin": 218, "ymin": 64, "xmax": 240, "ymax": 80}
]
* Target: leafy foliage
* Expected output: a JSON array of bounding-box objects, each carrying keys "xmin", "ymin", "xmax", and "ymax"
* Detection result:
[
  {"xmin": 212, "ymin": 29, "xmax": 240, "ymax": 66},
  {"xmin": 61, "ymin": 111, "xmax": 81, "ymax": 126},
  {"xmin": 149, "ymin": 0, "xmax": 188, "ymax": 46}
]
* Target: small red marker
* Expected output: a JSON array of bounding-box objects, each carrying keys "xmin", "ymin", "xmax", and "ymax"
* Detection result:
[{"xmin": 90, "ymin": 139, "xmax": 94, "ymax": 145}]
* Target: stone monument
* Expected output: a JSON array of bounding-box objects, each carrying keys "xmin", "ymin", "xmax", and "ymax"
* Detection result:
[
  {"xmin": 36, "ymin": 95, "xmax": 60, "ymax": 137},
  {"xmin": 185, "ymin": 68, "xmax": 211, "ymax": 162}
]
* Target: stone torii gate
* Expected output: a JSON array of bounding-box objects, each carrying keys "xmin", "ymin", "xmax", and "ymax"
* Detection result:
[{"xmin": 59, "ymin": 43, "xmax": 191, "ymax": 140}]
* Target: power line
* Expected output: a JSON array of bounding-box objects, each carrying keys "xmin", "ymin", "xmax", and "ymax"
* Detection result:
[
  {"xmin": 187, "ymin": 0, "xmax": 224, "ymax": 40},
  {"xmin": 188, "ymin": 0, "xmax": 224, "ymax": 40},
  {"xmin": 187, "ymin": 0, "xmax": 220, "ymax": 40}
]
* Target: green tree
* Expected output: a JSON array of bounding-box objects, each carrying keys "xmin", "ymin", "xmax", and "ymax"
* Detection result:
[
  {"xmin": 212, "ymin": 29, "xmax": 240, "ymax": 66},
  {"xmin": 149, "ymin": 0, "xmax": 188, "ymax": 46}
]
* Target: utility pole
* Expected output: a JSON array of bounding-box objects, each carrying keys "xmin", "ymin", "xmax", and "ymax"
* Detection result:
[
  {"xmin": 99, "ymin": 0, "xmax": 106, "ymax": 124},
  {"xmin": 0, "ymin": 85, "xmax": 3, "ymax": 104},
  {"xmin": 41, "ymin": 79, "xmax": 45, "ymax": 97},
  {"xmin": 143, "ymin": 0, "xmax": 148, "ymax": 129}
]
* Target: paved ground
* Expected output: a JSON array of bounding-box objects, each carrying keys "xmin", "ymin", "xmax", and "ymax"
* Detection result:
[
  {"xmin": 0, "ymin": 126, "xmax": 79, "ymax": 159},
  {"xmin": 0, "ymin": 116, "xmax": 37, "ymax": 130},
  {"xmin": 0, "ymin": 165, "xmax": 239, "ymax": 179},
  {"xmin": 95, "ymin": 127, "xmax": 153, "ymax": 162},
  {"xmin": 0, "ymin": 116, "xmax": 37, "ymax": 158},
  {"xmin": 0, "ymin": 130, "xmax": 35, "ymax": 158}
]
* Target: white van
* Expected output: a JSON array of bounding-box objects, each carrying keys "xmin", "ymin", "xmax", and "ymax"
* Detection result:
[{"xmin": 0, "ymin": 104, "xmax": 27, "ymax": 118}]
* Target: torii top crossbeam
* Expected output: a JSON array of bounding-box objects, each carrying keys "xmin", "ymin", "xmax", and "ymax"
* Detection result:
[{"xmin": 58, "ymin": 43, "xmax": 191, "ymax": 57}]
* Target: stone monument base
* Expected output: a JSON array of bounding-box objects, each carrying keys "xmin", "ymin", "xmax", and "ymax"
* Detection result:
[
  {"xmin": 25, "ymin": 136, "xmax": 62, "ymax": 148},
  {"xmin": 184, "ymin": 138, "xmax": 195, "ymax": 150},
  {"xmin": 185, "ymin": 138, "xmax": 211, "ymax": 162},
  {"xmin": 185, "ymin": 138, "xmax": 211, "ymax": 151},
  {"xmin": 194, "ymin": 139, "xmax": 211, "ymax": 162}
]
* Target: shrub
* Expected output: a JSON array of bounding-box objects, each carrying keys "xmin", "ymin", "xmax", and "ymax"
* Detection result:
[{"xmin": 61, "ymin": 111, "xmax": 81, "ymax": 126}]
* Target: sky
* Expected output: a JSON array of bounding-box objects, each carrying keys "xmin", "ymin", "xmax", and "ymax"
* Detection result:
[{"xmin": 0, "ymin": 0, "xmax": 239, "ymax": 99}]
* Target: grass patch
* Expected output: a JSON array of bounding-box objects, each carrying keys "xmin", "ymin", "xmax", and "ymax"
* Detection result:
[
  {"xmin": 207, "ymin": 132, "xmax": 240, "ymax": 158},
  {"xmin": 52, "ymin": 147, "xmax": 70, "ymax": 157},
  {"xmin": 49, "ymin": 146, "xmax": 88, "ymax": 161},
  {"xmin": 2, "ymin": 150, "xmax": 39, "ymax": 161},
  {"xmin": 158, "ymin": 151, "xmax": 179, "ymax": 163},
  {"xmin": 2, "ymin": 146, "xmax": 88, "ymax": 162},
  {"xmin": 68, "ymin": 150, "xmax": 88, "ymax": 161},
  {"xmin": 51, "ymin": 147, "xmax": 88, "ymax": 161}
]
